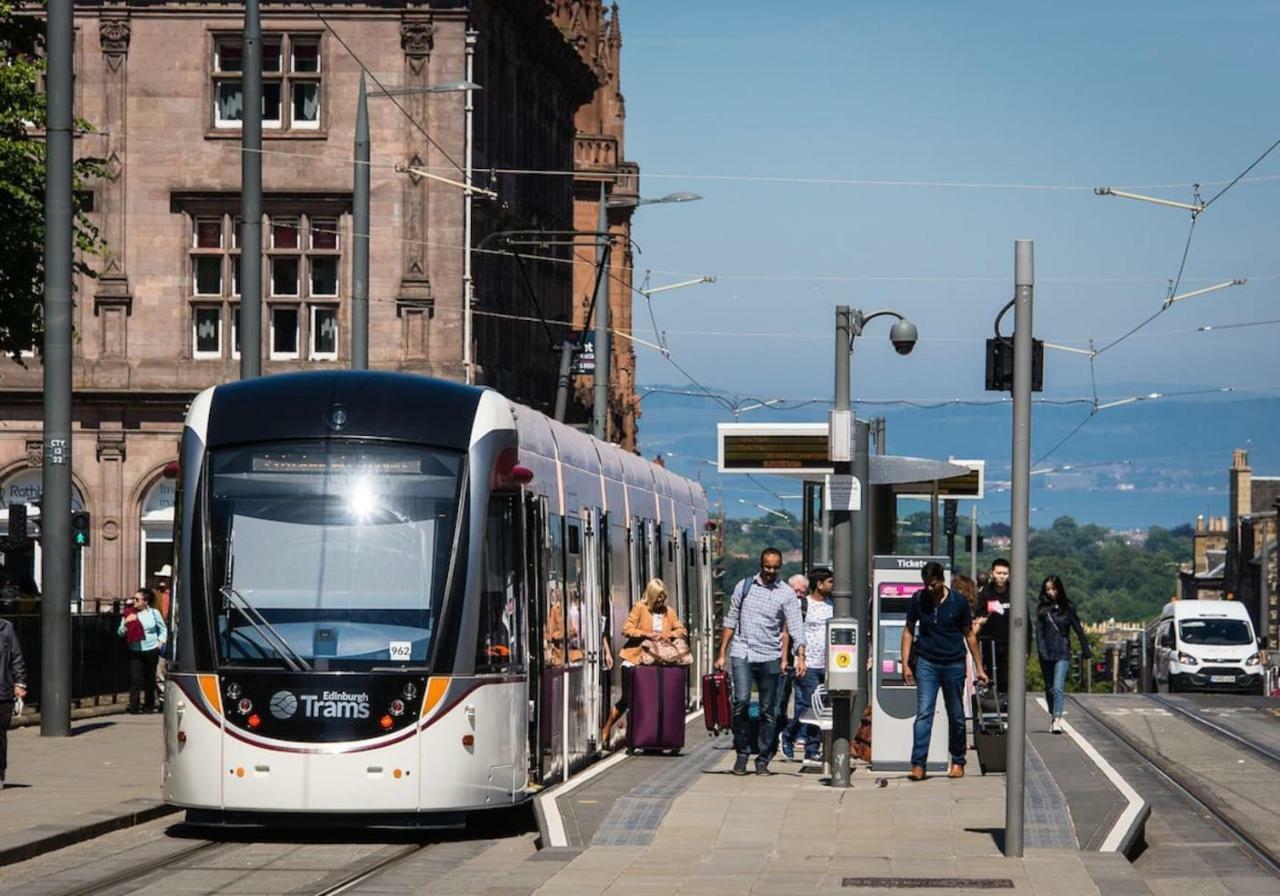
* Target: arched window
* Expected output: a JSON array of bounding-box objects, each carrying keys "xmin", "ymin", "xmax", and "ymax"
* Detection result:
[
  {"xmin": 0, "ymin": 469, "xmax": 87, "ymax": 606},
  {"xmin": 140, "ymin": 477, "xmax": 176, "ymax": 587}
]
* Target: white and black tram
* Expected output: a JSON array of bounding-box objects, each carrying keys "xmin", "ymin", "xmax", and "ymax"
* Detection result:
[{"xmin": 162, "ymin": 371, "xmax": 714, "ymax": 825}]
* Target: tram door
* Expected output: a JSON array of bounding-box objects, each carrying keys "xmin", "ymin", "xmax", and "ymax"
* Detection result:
[
  {"xmin": 563, "ymin": 515, "xmax": 589, "ymax": 772},
  {"xmin": 580, "ymin": 508, "xmax": 605, "ymax": 749},
  {"xmin": 679, "ymin": 528, "xmax": 700, "ymax": 706},
  {"xmin": 630, "ymin": 516, "xmax": 646, "ymax": 603},
  {"xmin": 644, "ymin": 520, "xmax": 662, "ymax": 587},
  {"xmin": 700, "ymin": 533, "xmax": 717, "ymax": 679},
  {"xmin": 526, "ymin": 495, "xmax": 562, "ymax": 786}
]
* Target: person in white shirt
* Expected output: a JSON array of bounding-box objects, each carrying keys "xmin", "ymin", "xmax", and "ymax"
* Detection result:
[{"xmin": 780, "ymin": 568, "xmax": 834, "ymax": 764}]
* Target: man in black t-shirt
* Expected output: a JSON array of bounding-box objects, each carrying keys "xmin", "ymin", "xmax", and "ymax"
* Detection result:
[
  {"xmin": 902, "ymin": 562, "xmax": 988, "ymax": 781},
  {"xmin": 973, "ymin": 558, "xmax": 1029, "ymax": 693}
]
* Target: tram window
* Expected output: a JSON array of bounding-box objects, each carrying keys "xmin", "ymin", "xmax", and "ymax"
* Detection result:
[
  {"xmin": 567, "ymin": 524, "xmax": 580, "ymax": 555},
  {"xmin": 476, "ymin": 496, "xmax": 519, "ymax": 673}
]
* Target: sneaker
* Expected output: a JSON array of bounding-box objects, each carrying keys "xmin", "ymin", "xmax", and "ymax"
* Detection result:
[
  {"xmin": 755, "ymin": 762, "xmax": 771, "ymax": 776},
  {"xmin": 780, "ymin": 743, "xmax": 795, "ymax": 761},
  {"xmin": 1051, "ymin": 718, "xmax": 1063, "ymax": 734},
  {"xmin": 802, "ymin": 757, "xmax": 824, "ymax": 768},
  {"xmin": 732, "ymin": 756, "xmax": 750, "ymax": 776}
]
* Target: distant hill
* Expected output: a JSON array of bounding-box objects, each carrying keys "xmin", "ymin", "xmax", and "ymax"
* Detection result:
[{"xmin": 636, "ymin": 387, "xmax": 1280, "ymax": 529}]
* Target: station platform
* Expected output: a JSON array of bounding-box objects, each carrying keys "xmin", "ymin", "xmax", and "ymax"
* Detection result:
[{"xmin": 2, "ymin": 697, "xmax": 1277, "ymax": 895}]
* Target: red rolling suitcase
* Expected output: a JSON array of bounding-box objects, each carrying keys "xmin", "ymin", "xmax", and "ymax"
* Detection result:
[
  {"xmin": 627, "ymin": 665, "xmax": 687, "ymax": 753},
  {"xmin": 702, "ymin": 669, "xmax": 732, "ymax": 735}
]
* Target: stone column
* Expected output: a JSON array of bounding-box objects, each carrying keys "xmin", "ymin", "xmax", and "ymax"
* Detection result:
[
  {"xmin": 96, "ymin": 427, "xmax": 127, "ymax": 603},
  {"xmin": 94, "ymin": 9, "xmax": 132, "ymax": 356},
  {"xmin": 396, "ymin": 15, "xmax": 435, "ymax": 357}
]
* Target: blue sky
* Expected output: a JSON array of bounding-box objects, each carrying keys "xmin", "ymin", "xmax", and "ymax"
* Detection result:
[{"xmin": 619, "ymin": 1, "xmax": 1280, "ymax": 405}]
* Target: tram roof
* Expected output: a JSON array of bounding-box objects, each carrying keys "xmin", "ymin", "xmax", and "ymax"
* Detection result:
[{"xmin": 206, "ymin": 371, "xmax": 484, "ymax": 450}]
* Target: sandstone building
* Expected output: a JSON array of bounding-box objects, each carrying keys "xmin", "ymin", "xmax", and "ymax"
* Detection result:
[{"xmin": 0, "ymin": 0, "xmax": 638, "ymax": 604}]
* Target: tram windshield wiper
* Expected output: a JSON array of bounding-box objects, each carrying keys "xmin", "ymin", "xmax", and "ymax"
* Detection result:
[{"xmin": 220, "ymin": 585, "xmax": 312, "ymax": 673}]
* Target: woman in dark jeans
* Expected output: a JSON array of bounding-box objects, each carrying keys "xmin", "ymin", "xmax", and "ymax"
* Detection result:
[
  {"xmin": 117, "ymin": 588, "xmax": 168, "ymax": 713},
  {"xmin": 1035, "ymin": 575, "xmax": 1091, "ymax": 733}
]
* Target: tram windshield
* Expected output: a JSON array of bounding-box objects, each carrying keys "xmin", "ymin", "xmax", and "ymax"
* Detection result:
[{"xmin": 206, "ymin": 441, "xmax": 462, "ymax": 670}]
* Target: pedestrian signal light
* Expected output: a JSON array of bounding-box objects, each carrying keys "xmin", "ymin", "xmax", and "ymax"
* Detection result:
[
  {"xmin": 71, "ymin": 510, "xmax": 91, "ymax": 547},
  {"xmin": 8, "ymin": 503, "xmax": 27, "ymax": 545}
]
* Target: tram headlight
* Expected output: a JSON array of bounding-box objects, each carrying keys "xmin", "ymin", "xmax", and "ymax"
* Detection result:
[
  {"xmin": 237, "ymin": 697, "xmax": 254, "ymax": 715},
  {"xmin": 225, "ymin": 682, "xmax": 242, "ymax": 700},
  {"xmin": 402, "ymin": 682, "xmax": 419, "ymax": 701},
  {"xmin": 1246, "ymin": 653, "xmax": 1261, "ymax": 667},
  {"xmin": 389, "ymin": 699, "xmax": 406, "ymax": 717},
  {"xmin": 1176, "ymin": 651, "xmax": 1199, "ymax": 666}
]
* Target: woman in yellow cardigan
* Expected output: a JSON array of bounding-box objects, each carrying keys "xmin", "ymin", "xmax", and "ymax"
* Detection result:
[{"xmin": 599, "ymin": 578, "xmax": 688, "ymax": 746}]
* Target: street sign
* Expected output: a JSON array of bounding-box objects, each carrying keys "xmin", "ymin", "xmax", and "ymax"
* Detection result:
[
  {"xmin": 570, "ymin": 332, "xmax": 595, "ymax": 375},
  {"xmin": 825, "ymin": 474, "xmax": 862, "ymax": 512}
]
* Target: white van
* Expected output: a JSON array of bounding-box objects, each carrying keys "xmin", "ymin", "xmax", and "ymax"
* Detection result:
[{"xmin": 1152, "ymin": 600, "xmax": 1266, "ymax": 694}]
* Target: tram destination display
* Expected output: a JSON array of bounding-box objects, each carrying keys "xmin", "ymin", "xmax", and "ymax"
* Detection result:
[{"xmin": 717, "ymin": 423, "xmax": 834, "ymax": 475}]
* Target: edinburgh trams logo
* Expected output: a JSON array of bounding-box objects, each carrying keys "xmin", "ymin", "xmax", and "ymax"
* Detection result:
[
  {"xmin": 269, "ymin": 691, "xmax": 298, "ymax": 720},
  {"xmin": 302, "ymin": 690, "xmax": 371, "ymax": 720}
]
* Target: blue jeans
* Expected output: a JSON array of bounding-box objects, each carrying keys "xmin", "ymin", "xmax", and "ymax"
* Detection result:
[
  {"xmin": 781, "ymin": 668, "xmax": 824, "ymax": 758},
  {"xmin": 911, "ymin": 657, "xmax": 967, "ymax": 769},
  {"xmin": 1040, "ymin": 656, "xmax": 1069, "ymax": 718},
  {"xmin": 730, "ymin": 657, "xmax": 780, "ymax": 762}
]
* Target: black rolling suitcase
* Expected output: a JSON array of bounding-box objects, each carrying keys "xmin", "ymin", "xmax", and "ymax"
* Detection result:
[{"xmin": 973, "ymin": 641, "xmax": 1007, "ymax": 774}]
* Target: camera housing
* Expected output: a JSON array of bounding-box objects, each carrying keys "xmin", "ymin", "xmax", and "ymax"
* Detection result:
[{"xmin": 889, "ymin": 319, "xmax": 918, "ymax": 355}]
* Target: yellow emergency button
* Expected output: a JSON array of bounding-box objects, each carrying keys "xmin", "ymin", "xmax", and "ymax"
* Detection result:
[{"xmin": 835, "ymin": 653, "xmax": 852, "ymax": 668}]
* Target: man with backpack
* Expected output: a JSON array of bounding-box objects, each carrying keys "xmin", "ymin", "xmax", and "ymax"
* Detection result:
[{"xmin": 716, "ymin": 548, "xmax": 806, "ymax": 776}]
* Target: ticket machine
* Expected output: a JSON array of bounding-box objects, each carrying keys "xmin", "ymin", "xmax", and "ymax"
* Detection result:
[{"xmin": 870, "ymin": 555, "xmax": 951, "ymax": 772}]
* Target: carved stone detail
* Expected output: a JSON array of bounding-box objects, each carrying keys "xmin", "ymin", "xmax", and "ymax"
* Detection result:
[
  {"xmin": 96, "ymin": 431, "xmax": 127, "ymax": 462},
  {"xmin": 99, "ymin": 14, "xmax": 131, "ymax": 69},
  {"xmin": 400, "ymin": 21, "xmax": 434, "ymax": 58},
  {"xmin": 26, "ymin": 440, "xmax": 42, "ymax": 467}
]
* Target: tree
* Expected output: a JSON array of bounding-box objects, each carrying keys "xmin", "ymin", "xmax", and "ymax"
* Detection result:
[{"xmin": 1, "ymin": 0, "xmax": 105, "ymax": 360}]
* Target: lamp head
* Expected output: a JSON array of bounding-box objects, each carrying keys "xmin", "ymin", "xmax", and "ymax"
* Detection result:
[{"xmin": 889, "ymin": 319, "xmax": 918, "ymax": 355}]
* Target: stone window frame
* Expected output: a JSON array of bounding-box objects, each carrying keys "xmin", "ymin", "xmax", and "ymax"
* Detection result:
[
  {"xmin": 209, "ymin": 30, "xmax": 325, "ymax": 136},
  {"xmin": 179, "ymin": 201, "xmax": 347, "ymax": 362}
]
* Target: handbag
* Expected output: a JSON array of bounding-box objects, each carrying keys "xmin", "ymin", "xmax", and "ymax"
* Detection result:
[
  {"xmin": 124, "ymin": 614, "xmax": 145, "ymax": 644},
  {"xmin": 640, "ymin": 637, "xmax": 688, "ymax": 666}
]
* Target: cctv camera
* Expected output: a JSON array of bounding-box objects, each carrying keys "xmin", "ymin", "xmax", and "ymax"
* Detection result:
[{"xmin": 889, "ymin": 319, "xmax": 918, "ymax": 355}]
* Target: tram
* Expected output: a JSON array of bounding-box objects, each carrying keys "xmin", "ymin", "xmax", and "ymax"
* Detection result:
[{"xmin": 161, "ymin": 371, "xmax": 715, "ymax": 825}]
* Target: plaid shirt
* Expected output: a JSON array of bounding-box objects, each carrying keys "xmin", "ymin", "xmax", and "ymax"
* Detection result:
[{"xmin": 725, "ymin": 575, "xmax": 805, "ymax": 663}]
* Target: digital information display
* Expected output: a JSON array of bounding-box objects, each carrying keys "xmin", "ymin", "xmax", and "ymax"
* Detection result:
[{"xmin": 717, "ymin": 423, "xmax": 834, "ymax": 475}]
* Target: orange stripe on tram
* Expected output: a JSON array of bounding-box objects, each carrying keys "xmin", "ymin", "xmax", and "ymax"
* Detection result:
[
  {"xmin": 421, "ymin": 677, "xmax": 450, "ymax": 718},
  {"xmin": 198, "ymin": 674, "xmax": 222, "ymax": 714}
]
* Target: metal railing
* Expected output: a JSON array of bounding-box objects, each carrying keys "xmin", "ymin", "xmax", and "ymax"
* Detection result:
[{"xmin": 4, "ymin": 603, "xmax": 130, "ymax": 707}]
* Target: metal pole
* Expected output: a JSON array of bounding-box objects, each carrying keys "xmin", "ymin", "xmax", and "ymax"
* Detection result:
[
  {"xmin": 352, "ymin": 73, "xmax": 369, "ymax": 370},
  {"xmin": 851, "ymin": 419, "xmax": 871, "ymax": 732},
  {"xmin": 40, "ymin": 0, "xmax": 74, "ymax": 738},
  {"xmin": 553, "ymin": 340, "xmax": 574, "ymax": 422},
  {"xmin": 930, "ymin": 488, "xmax": 939, "ymax": 554},
  {"xmin": 591, "ymin": 183, "xmax": 611, "ymax": 441},
  {"xmin": 1139, "ymin": 629, "xmax": 1150, "ymax": 693},
  {"xmin": 462, "ymin": 30, "xmax": 477, "ymax": 384},
  {"xmin": 239, "ymin": 0, "xmax": 262, "ymax": 379},
  {"xmin": 1004, "ymin": 239, "xmax": 1034, "ymax": 858},
  {"xmin": 830, "ymin": 306, "xmax": 854, "ymax": 788},
  {"xmin": 970, "ymin": 504, "xmax": 978, "ymax": 580}
]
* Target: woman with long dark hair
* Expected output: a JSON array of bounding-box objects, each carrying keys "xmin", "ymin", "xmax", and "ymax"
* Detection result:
[{"xmin": 1035, "ymin": 575, "xmax": 1091, "ymax": 733}]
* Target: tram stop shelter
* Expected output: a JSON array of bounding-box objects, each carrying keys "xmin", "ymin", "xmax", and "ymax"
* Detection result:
[{"xmin": 716, "ymin": 422, "xmax": 984, "ymax": 570}]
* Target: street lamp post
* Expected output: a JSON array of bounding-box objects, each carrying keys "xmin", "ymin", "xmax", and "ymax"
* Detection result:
[{"xmin": 830, "ymin": 306, "xmax": 918, "ymax": 787}]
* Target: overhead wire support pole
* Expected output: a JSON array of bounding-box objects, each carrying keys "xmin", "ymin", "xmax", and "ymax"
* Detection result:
[
  {"xmin": 462, "ymin": 29, "xmax": 477, "ymax": 384},
  {"xmin": 830, "ymin": 305, "xmax": 854, "ymax": 788},
  {"xmin": 41, "ymin": 0, "xmax": 74, "ymax": 738},
  {"xmin": 1005, "ymin": 239, "xmax": 1034, "ymax": 858},
  {"xmin": 240, "ymin": 0, "xmax": 263, "ymax": 379},
  {"xmin": 591, "ymin": 182, "xmax": 612, "ymax": 441},
  {"xmin": 351, "ymin": 73, "xmax": 370, "ymax": 370}
]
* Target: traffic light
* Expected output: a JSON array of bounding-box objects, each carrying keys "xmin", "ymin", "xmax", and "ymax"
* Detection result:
[
  {"xmin": 943, "ymin": 500, "xmax": 958, "ymax": 536},
  {"xmin": 8, "ymin": 503, "xmax": 27, "ymax": 546},
  {"xmin": 1093, "ymin": 647, "xmax": 1114, "ymax": 683},
  {"xmin": 71, "ymin": 510, "xmax": 91, "ymax": 548}
]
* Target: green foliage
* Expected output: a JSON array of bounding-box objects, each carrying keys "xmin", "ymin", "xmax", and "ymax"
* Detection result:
[
  {"xmin": 722, "ymin": 509, "xmax": 1192, "ymax": 626},
  {"xmin": 1, "ymin": 0, "xmax": 106, "ymax": 360}
]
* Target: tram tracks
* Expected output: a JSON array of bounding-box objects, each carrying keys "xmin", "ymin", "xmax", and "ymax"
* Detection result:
[
  {"xmin": 1146, "ymin": 694, "xmax": 1280, "ymax": 769},
  {"xmin": 1070, "ymin": 695, "xmax": 1280, "ymax": 878},
  {"xmin": 41, "ymin": 834, "xmax": 435, "ymax": 896}
]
